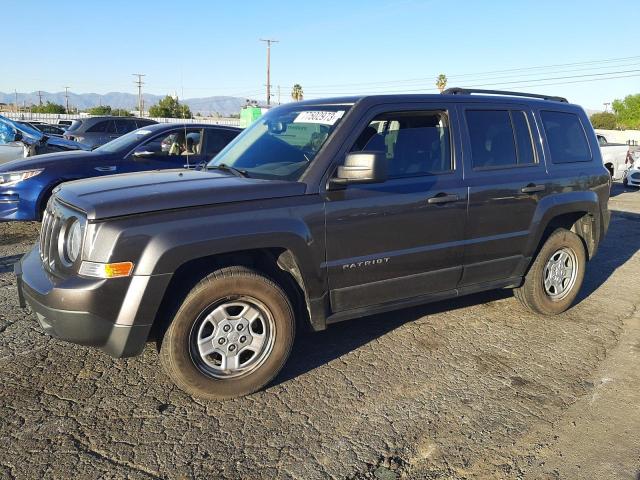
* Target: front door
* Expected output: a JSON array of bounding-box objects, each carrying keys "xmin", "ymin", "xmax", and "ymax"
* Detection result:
[
  {"xmin": 123, "ymin": 128, "xmax": 208, "ymax": 172},
  {"xmin": 324, "ymin": 105, "xmax": 467, "ymax": 312}
]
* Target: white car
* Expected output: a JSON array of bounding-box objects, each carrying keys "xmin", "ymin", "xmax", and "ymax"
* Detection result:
[{"xmin": 624, "ymin": 164, "xmax": 640, "ymax": 188}]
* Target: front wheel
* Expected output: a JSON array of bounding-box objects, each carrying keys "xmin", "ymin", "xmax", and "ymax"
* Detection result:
[
  {"xmin": 514, "ymin": 229, "xmax": 586, "ymax": 315},
  {"xmin": 159, "ymin": 266, "xmax": 295, "ymax": 400}
]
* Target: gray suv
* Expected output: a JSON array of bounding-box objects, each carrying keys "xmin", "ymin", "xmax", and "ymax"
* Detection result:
[
  {"xmin": 17, "ymin": 89, "xmax": 611, "ymax": 400},
  {"xmin": 63, "ymin": 116, "xmax": 157, "ymax": 148}
]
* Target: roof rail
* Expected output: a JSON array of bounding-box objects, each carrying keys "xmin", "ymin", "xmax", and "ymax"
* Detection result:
[{"xmin": 441, "ymin": 87, "xmax": 568, "ymax": 103}]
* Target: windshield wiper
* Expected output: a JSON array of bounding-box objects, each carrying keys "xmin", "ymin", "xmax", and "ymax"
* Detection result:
[{"xmin": 207, "ymin": 163, "xmax": 250, "ymax": 178}]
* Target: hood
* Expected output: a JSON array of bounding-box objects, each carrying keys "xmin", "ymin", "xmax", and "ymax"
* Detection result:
[
  {"xmin": 47, "ymin": 135, "xmax": 90, "ymax": 150},
  {"xmin": 55, "ymin": 169, "xmax": 307, "ymax": 220},
  {"xmin": 0, "ymin": 149, "xmax": 100, "ymax": 172}
]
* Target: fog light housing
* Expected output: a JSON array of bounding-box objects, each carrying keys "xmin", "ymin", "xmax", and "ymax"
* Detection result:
[{"xmin": 79, "ymin": 261, "xmax": 134, "ymax": 278}]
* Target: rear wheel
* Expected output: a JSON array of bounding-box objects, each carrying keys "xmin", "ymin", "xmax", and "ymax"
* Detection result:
[
  {"xmin": 159, "ymin": 266, "xmax": 295, "ymax": 400},
  {"xmin": 514, "ymin": 229, "xmax": 586, "ymax": 315}
]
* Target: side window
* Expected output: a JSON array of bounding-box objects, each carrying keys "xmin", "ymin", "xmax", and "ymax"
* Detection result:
[
  {"xmin": 204, "ymin": 130, "xmax": 239, "ymax": 156},
  {"xmin": 115, "ymin": 120, "xmax": 137, "ymax": 134},
  {"xmin": 106, "ymin": 121, "xmax": 119, "ymax": 134},
  {"xmin": 541, "ymin": 111, "xmax": 592, "ymax": 163},
  {"xmin": 351, "ymin": 110, "xmax": 452, "ymax": 177},
  {"xmin": 466, "ymin": 110, "xmax": 517, "ymax": 168},
  {"xmin": 86, "ymin": 121, "xmax": 109, "ymax": 133},
  {"xmin": 140, "ymin": 129, "xmax": 202, "ymax": 156}
]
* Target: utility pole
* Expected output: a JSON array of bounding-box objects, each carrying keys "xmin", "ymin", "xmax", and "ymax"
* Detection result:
[
  {"xmin": 14, "ymin": 90, "xmax": 18, "ymax": 113},
  {"xmin": 277, "ymin": 85, "xmax": 281, "ymax": 105},
  {"xmin": 64, "ymin": 86, "xmax": 70, "ymax": 114},
  {"xmin": 133, "ymin": 73, "xmax": 145, "ymax": 116},
  {"xmin": 37, "ymin": 90, "xmax": 43, "ymax": 106},
  {"xmin": 603, "ymin": 102, "xmax": 610, "ymax": 113},
  {"xmin": 259, "ymin": 39, "xmax": 278, "ymax": 106}
]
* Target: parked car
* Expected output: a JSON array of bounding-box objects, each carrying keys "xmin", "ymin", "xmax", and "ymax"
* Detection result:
[
  {"xmin": 0, "ymin": 123, "xmax": 240, "ymax": 221},
  {"xmin": 0, "ymin": 115, "xmax": 88, "ymax": 165},
  {"xmin": 596, "ymin": 133, "xmax": 630, "ymax": 180},
  {"xmin": 17, "ymin": 121, "xmax": 66, "ymax": 138},
  {"xmin": 623, "ymin": 151, "xmax": 640, "ymax": 188},
  {"xmin": 63, "ymin": 116, "xmax": 157, "ymax": 148},
  {"xmin": 15, "ymin": 89, "xmax": 610, "ymax": 400}
]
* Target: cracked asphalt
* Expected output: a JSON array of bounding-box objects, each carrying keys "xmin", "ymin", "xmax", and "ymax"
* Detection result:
[{"xmin": 1, "ymin": 184, "xmax": 639, "ymax": 479}]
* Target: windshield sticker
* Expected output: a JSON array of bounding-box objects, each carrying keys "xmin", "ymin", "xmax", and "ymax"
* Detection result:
[
  {"xmin": 135, "ymin": 130, "xmax": 153, "ymax": 135},
  {"xmin": 294, "ymin": 110, "xmax": 345, "ymax": 125}
]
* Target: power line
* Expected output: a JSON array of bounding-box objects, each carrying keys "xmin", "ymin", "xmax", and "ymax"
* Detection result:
[
  {"xmin": 302, "ymin": 67, "xmax": 640, "ymax": 96},
  {"xmin": 260, "ymin": 39, "xmax": 279, "ymax": 106},
  {"xmin": 300, "ymin": 55, "xmax": 640, "ymax": 90}
]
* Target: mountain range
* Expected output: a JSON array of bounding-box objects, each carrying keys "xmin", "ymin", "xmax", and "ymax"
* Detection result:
[{"xmin": 0, "ymin": 91, "xmax": 252, "ymax": 116}]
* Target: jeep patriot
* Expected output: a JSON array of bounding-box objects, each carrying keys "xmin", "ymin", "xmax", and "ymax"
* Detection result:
[{"xmin": 16, "ymin": 89, "xmax": 611, "ymax": 399}]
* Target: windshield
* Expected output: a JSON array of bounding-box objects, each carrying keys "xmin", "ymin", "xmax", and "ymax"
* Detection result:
[
  {"xmin": 208, "ymin": 105, "xmax": 350, "ymax": 180},
  {"xmin": 95, "ymin": 128, "xmax": 155, "ymax": 153},
  {"xmin": 0, "ymin": 115, "xmax": 42, "ymax": 142}
]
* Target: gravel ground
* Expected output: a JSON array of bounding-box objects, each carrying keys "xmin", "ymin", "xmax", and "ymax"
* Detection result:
[{"xmin": 0, "ymin": 184, "xmax": 639, "ymax": 479}]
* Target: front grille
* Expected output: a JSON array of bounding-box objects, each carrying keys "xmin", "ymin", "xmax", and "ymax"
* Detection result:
[{"xmin": 39, "ymin": 203, "xmax": 64, "ymax": 271}]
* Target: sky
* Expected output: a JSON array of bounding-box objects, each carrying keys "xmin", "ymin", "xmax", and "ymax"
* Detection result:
[{"xmin": 3, "ymin": 0, "xmax": 639, "ymax": 110}]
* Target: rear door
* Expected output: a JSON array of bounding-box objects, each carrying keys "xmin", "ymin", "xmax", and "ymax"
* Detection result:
[
  {"xmin": 202, "ymin": 128, "xmax": 240, "ymax": 161},
  {"xmin": 459, "ymin": 103, "xmax": 550, "ymax": 286},
  {"xmin": 324, "ymin": 103, "xmax": 467, "ymax": 312}
]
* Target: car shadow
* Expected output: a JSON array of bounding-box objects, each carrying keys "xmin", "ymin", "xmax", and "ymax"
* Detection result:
[
  {"xmin": 609, "ymin": 182, "xmax": 638, "ymax": 197},
  {"xmin": 0, "ymin": 254, "xmax": 23, "ymax": 274},
  {"xmin": 273, "ymin": 209, "xmax": 640, "ymax": 387},
  {"xmin": 576, "ymin": 209, "xmax": 640, "ymax": 303}
]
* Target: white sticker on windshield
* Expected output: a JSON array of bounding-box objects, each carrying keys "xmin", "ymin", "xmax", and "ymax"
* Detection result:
[
  {"xmin": 135, "ymin": 129, "xmax": 153, "ymax": 135},
  {"xmin": 294, "ymin": 110, "xmax": 345, "ymax": 125}
]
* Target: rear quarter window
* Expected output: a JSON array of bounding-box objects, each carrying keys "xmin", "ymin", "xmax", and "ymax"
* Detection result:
[{"xmin": 541, "ymin": 111, "xmax": 591, "ymax": 163}]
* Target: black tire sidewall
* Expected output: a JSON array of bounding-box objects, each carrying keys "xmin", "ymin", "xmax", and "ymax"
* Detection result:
[
  {"xmin": 161, "ymin": 270, "xmax": 295, "ymax": 399},
  {"xmin": 527, "ymin": 229, "xmax": 586, "ymax": 315}
]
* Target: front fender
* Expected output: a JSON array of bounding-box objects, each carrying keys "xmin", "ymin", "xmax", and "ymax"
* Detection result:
[{"xmin": 85, "ymin": 198, "xmax": 326, "ymax": 300}]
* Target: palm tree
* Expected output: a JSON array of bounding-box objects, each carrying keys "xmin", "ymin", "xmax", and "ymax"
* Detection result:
[
  {"xmin": 436, "ymin": 74, "xmax": 448, "ymax": 93},
  {"xmin": 291, "ymin": 84, "xmax": 304, "ymax": 102}
]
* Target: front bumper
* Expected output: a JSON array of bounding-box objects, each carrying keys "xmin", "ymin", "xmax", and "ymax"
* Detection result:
[
  {"xmin": 16, "ymin": 247, "xmax": 171, "ymax": 357},
  {"xmin": 626, "ymin": 173, "xmax": 640, "ymax": 187}
]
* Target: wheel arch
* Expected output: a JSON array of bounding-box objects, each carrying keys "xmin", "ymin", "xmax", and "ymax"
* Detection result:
[{"xmin": 148, "ymin": 247, "xmax": 316, "ymax": 343}]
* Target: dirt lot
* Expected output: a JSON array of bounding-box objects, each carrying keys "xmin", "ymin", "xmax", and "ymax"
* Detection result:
[{"xmin": 1, "ymin": 184, "xmax": 639, "ymax": 480}]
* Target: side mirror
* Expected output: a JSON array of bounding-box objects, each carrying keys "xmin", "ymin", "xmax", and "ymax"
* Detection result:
[
  {"xmin": 132, "ymin": 148, "xmax": 155, "ymax": 159},
  {"xmin": 13, "ymin": 131, "xmax": 23, "ymax": 142},
  {"xmin": 329, "ymin": 151, "xmax": 387, "ymax": 188}
]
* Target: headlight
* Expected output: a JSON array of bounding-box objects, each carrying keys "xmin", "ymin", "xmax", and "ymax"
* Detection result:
[
  {"xmin": 62, "ymin": 217, "xmax": 82, "ymax": 264},
  {"xmin": 0, "ymin": 169, "xmax": 43, "ymax": 187}
]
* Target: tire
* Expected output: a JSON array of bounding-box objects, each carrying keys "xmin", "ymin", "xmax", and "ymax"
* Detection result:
[
  {"xmin": 159, "ymin": 266, "xmax": 295, "ymax": 400},
  {"xmin": 514, "ymin": 228, "xmax": 586, "ymax": 315},
  {"xmin": 623, "ymin": 176, "xmax": 629, "ymax": 187}
]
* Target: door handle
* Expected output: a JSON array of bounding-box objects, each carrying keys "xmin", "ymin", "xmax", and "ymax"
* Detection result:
[
  {"xmin": 521, "ymin": 184, "xmax": 545, "ymax": 194},
  {"xmin": 427, "ymin": 193, "xmax": 459, "ymax": 204},
  {"xmin": 94, "ymin": 166, "xmax": 117, "ymax": 172}
]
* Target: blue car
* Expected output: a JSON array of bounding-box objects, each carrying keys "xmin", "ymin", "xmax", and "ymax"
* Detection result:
[{"xmin": 0, "ymin": 123, "xmax": 241, "ymax": 221}]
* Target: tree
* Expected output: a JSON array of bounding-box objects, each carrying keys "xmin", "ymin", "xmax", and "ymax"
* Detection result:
[
  {"xmin": 111, "ymin": 108, "xmax": 132, "ymax": 117},
  {"xmin": 32, "ymin": 101, "xmax": 65, "ymax": 114},
  {"xmin": 436, "ymin": 74, "xmax": 448, "ymax": 93},
  {"xmin": 88, "ymin": 105, "xmax": 112, "ymax": 115},
  {"xmin": 291, "ymin": 84, "xmax": 304, "ymax": 102},
  {"xmin": 148, "ymin": 95, "xmax": 192, "ymax": 118},
  {"xmin": 612, "ymin": 94, "xmax": 640, "ymax": 130},
  {"xmin": 589, "ymin": 112, "xmax": 617, "ymax": 130}
]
